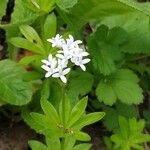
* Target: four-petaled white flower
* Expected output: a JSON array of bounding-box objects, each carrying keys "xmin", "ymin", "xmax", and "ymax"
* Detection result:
[
  {"xmin": 47, "ymin": 34, "xmax": 65, "ymax": 48},
  {"xmin": 42, "ymin": 34, "xmax": 90, "ymax": 83},
  {"xmin": 52, "ymin": 68, "xmax": 71, "ymax": 83},
  {"xmin": 66, "ymin": 35, "xmax": 82, "ymax": 49},
  {"xmin": 41, "ymin": 54, "xmax": 57, "ymax": 78}
]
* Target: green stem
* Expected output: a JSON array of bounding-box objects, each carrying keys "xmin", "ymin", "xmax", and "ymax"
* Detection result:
[{"xmin": 60, "ymin": 82, "xmax": 66, "ymax": 150}]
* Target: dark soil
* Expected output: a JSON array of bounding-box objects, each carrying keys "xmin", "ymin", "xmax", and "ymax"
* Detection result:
[{"xmin": 0, "ymin": 121, "xmax": 37, "ymax": 150}]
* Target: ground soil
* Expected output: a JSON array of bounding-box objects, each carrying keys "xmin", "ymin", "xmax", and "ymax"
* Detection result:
[{"xmin": 0, "ymin": 121, "xmax": 37, "ymax": 150}]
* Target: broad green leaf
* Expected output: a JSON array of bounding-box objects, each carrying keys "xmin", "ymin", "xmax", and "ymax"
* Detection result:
[
  {"xmin": 41, "ymin": 99, "xmax": 60, "ymax": 124},
  {"xmin": 20, "ymin": 25, "xmax": 43, "ymax": 47},
  {"xmin": 0, "ymin": 60, "xmax": 32, "ymax": 105},
  {"xmin": 74, "ymin": 131, "xmax": 91, "ymax": 141},
  {"xmin": 29, "ymin": 140, "xmax": 47, "ymax": 150},
  {"xmin": 96, "ymin": 69, "xmax": 143, "ymax": 105},
  {"xmin": 103, "ymin": 102, "xmax": 138, "ymax": 131},
  {"xmin": 88, "ymin": 25, "xmax": 127, "ymax": 75},
  {"xmin": 96, "ymin": 82, "xmax": 117, "ymax": 106},
  {"xmin": 101, "ymin": 12, "xmax": 150, "ymax": 54},
  {"xmin": 9, "ymin": 37, "xmax": 44, "ymax": 54},
  {"xmin": 73, "ymin": 112, "xmax": 105, "ymax": 130},
  {"xmin": 0, "ymin": 0, "xmax": 8, "ymax": 18},
  {"xmin": 68, "ymin": 98, "xmax": 88, "ymax": 127},
  {"xmin": 63, "ymin": 0, "xmax": 150, "ymax": 30},
  {"xmin": 56, "ymin": 0, "xmax": 78, "ymax": 11},
  {"xmin": 0, "ymin": 0, "xmax": 37, "ymax": 28},
  {"xmin": 23, "ymin": 71, "xmax": 43, "ymax": 81},
  {"xmin": 66, "ymin": 71, "xmax": 93, "ymax": 104}
]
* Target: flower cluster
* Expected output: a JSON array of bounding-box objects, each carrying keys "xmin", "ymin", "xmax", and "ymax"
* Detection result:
[{"xmin": 41, "ymin": 34, "xmax": 90, "ymax": 83}]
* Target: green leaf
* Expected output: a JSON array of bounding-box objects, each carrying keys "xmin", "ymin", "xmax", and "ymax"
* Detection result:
[
  {"xmin": 73, "ymin": 112, "xmax": 105, "ymax": 130},
  {"xmin": 9, "ymin": 37, "xmax": 44, "ymax": 54},
  {"xmin": 68, "ymin": 98, "xmax": 88, "ymax": 127},
  {"xmin": 111, "ymin": 116, "xmax": 150, "ymax": 150},
  {"xmin": 19, "ymin": 55, "xmax": 42, "ymax": 65},
  {"xmin": 64, "ymin": 137, "xmax": 76, "ymax": 150},
  {"xmin": 56, "ymin": 0, "xmax": 78, "ymax": 11},
  {"xmin": 74, "ymin": 131, "xmax": 91, "ymax": 141},
  {"xmin": 73, "ymin": 143, "xmax": 91, "ymax": 150},
  {"xmin": 19, "ymin": 25, "xmax": 43, "ymax": 47},
  {"xmin": 64, "ymin": 0, "xmax": 150, "ymax": 30},
  {"xmin": 101, "ymin": 12, "xmax": 150, "ymax": 54},
  {"xmin": 96, "ymin": 69, "xmax": 143, "ymax": 105},
  {"xmin": 59, "ymin": 95, "xmax": 71, "ymax": 126},
  {"xmin": 28, "ymin": 140, "xmax": 47, "ymax": 150},
  {"xmin": 88, "ymin": 25, "xmax": 127, "ymax": 75},
  {"xmin": 0, "ymin": 0, "xmax": 8, "ymax": 18},
  {"xmin": 0, "ymin": 0, "xmax": 38, "ymax": 28},
  {"xmin": 30, "ymin": 112, "xmax": 61, "ymax": 137},
  {"xmin": 96, "ymin": 82, "xmax": 117, "ymax": 106},
  {"xmin": 43, "ymin": 13, "xmax": 57, "ymax": 40},
  {"xmin": 103, "ymin": 102, "xmax": 138, "ymax": 131},
  {"xmin": 41, "ymin": 79, "xmax": 50, "ymax": 101},
  {"xmin": 46, "ymin": 138, "xmax": 61, "ymax": 150},
  {"xmin": 66, "ymin": 71, "xmax": 93, "ymax": 104},
  {"xmin": 22, "ymin": 0, "xmax": 55, "ymax": 13},
  {"xmin": 41, "ymin": 99, "xmax": 60, "ymax": 124},
  {"xmin": 0, "ymin": 60, "xmax": 32, "ymax": 105}
]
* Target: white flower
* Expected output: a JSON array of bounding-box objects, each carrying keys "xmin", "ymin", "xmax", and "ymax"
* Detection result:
[
  {"xmin": 56, "ymin": 45, "xmax": 71, "ymax": 60},
  {"xmin": 57, "ymin": 58, "xmax": 68, "ymax": 69},
  {"xmin": 42, "ymin": 34, "xmax": 91, "ymax": 83},
  {"xmin": 66, "ymin": 35, "xmax": 82, "ymax": 49},
  {"xmin": 70, "ymin": 47, "xmax": 89, "ymax": 59},
  {"xmin": 41, "ymin": 54, "xmax": 57, "ymax": 77},
  {"xmin": 52, "ymin": 67, "xmax": 71, "ymax": 83},
  {"xmin": 72, "ymin": 57, "xmax": 91, "ymax": 71},
  {"xmin": 47, "ymin": 34, "xmax": 65, "ymax": 48}
]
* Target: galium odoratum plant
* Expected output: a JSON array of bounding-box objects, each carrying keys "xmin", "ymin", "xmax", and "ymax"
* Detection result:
[
  {"xmin": 41, "ymin": 34, "xmax": 90, "ymax": 83},
  {"xmin": 22, "ymin": 97, "xmax": 105, "ymax": 150}
]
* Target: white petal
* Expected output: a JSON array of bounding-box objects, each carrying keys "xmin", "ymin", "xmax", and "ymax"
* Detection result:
[
  {"xmin": 45, "ymin": 72, "xmax": 52, "ymax": 78},
  {"xmin": 47, "ymin": 39, "xmax": 53, "ymax": 43},
  {"xmin": 57, "ymin": 50, "xmax": 63, "ymax": 54},
  {"xmin": 63, "ymin": 68, "xmax": 71, "ymax": 75},
  {"xmin": 81, "ymin": 52, "xmax": 89, "ymax": 56},
  {"xmin": 41, "ymin": 59, "xmax": 49, "ymax": 65},
  {"xmin": 52, "ymin": 43, "xmax": 57, "ymax": 47},
  {"xmin": 80, "ymin": 65, "xmax": 86, "ymax": 71},
  {"xmin": 48, "ymin": 54, "xmax": 52, "ymax": 61},
  {"xmin": 52, "ymin": 73, "xmax": 60, "ymax": 78},
  {"xmin": 74, "ymin": 40, "xmax": 82, "ymax": 45},
  {"xmin": 69, "ymin": 35, "xmax": 74, "ymax": 41},
  {"xmin": 82, "ymin": 58, "xmax": 90, "ymax": 64},
  {"xmin": 51, "ymin": 60, "xmax": 57, "ymax": 68},
  {"xmin": 56, "ymin": 54, "xmax": 64, "ymax": 59},
  {"xmin": 56, "ymin": 34, "xmax": 61, "ymax": 39},
  {"xmin": 41, "ymin": 65, "xmax": 50, "ymax": 71},
  {"xmin": 60, "ymin": 75, "xmax": 67, "ymax": 83}
]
